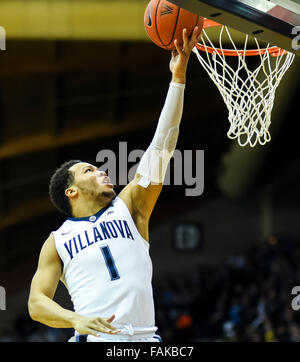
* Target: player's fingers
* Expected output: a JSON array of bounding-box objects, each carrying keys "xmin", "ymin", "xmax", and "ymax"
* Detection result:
[
  {"xmin": 174, "ymin": 39, "xmax": 184, "ymax": 56},
  {"xmin": 106, "ymin": 314, "xmax": 115, "ymax": 323},
  {"xmin": 87, "ymin": 326, "xmax": 118, "ymax": 337},
  {"xmin": 89, "ymin": 320, "xmax": 110, "ymax": 332},
  {"xmin": 83, "ymin": 327, "xmax": 103, "ymax": 338},
  {"xmin": 190, "ymin": 26, "xmax": 200, "ymax": 48},
  {"xmin": 182, "ymin": 28, "xmax": 189, "ymax": 49},
  {"xmin": 191, "ymin": 26, "xmax": 199, "ymax": 41},
  {"xmin": 181, "ymin": 27, "xmax": 199, "ymax": 57},
  {"xmin": 101, "ymin": 321, "xmax": 120, "ymax": 332},
  {"xmin": 95, "ymin": 317, "xmax": 119, "ymax": 332},
  {"xmin": 91, "ymin": 322, "xmax": 117, "ymax": 335}
]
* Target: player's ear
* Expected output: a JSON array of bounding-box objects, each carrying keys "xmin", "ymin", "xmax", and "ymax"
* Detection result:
[{"xmin": 65, "ymin": 186, "xmax": 78, "ymax": 200}]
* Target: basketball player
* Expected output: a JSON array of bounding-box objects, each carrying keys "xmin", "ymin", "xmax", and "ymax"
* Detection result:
[{"xmin": 28, "ymin": 27, "xmax": 202, "ymax": 342}]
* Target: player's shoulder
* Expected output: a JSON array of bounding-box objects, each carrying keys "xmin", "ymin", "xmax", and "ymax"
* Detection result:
[
  {"xmin": 113, "ymin": 195, "xmax": 132, "ymax": 215},
  {"xmin": 51, "ymin": 218, "xmax": 75, "ymax": 238},
  {"xmin": 39, "ymin": 232, "xmax": 61, "ymax": 263},
  {"xmin": 113, "ymin": 195, "xmax": 125, "ymax": 207}
]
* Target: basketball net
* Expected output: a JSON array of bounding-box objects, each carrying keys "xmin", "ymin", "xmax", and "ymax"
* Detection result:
[{"xmin": 193, "ymin": 20, "xmax": 295, "ymax": 147}]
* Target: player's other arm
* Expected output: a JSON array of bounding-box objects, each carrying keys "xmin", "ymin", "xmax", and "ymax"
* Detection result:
[
  {"xmin": 28, "ymin": 234, "xmax": 119, "ymax": 336},
  {"xmin": 119, "ymin": 27, "xmax": 201, "ymax": 239}
]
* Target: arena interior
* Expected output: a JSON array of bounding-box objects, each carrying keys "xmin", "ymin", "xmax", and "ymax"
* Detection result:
[{"xmin": 0, "ymin": 0, "xmax": 300, "ymax": 342}]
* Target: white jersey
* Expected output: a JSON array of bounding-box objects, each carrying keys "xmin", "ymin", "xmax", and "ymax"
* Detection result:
[{"xmin": 52, "ymin": 196, "xmax": 157, "ymax": 337}]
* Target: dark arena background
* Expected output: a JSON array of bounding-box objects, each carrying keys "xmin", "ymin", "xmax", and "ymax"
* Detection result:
[{"xmin": 0, "ymin": 0, "xmax": 300, "ymax": 343}]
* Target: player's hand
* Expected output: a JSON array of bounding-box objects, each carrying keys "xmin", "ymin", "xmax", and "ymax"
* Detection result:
[
  {"xmin": 71, "ymin": 314, "xmax": 120, "ymax": 337},
  {"xmin": 170, "ymin": 26, "xmax": 202, "ymax": 83}
]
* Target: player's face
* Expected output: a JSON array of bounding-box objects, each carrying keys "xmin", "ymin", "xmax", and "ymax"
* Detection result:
[{"xmin": 69, "ymin": 162, "xmax": 115, "ymax": 199}]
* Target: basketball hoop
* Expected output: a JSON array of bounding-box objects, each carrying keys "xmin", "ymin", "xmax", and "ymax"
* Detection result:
[{"xmin": 193, "ymin": 19, "xmax": 295, "ymax": 147}]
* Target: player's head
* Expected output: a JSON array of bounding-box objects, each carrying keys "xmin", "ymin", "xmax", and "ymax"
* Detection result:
[{"xmin": 49, "ymin": 160, "xmax": 115, "ymax": 217}]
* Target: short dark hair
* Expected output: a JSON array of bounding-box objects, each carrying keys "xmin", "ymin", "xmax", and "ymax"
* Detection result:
[{"xmin": 49, "ymin": 160, "xmax": 82, "ymax": 217}]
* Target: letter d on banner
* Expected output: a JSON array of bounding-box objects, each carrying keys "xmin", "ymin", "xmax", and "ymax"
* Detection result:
[
  {"xmin": 0, "ymin": 27, "xmax": 6, "ymax": 50},
  {"xmin": 0, "ymin": 286, "xmax": 6, "ymax": 310}
]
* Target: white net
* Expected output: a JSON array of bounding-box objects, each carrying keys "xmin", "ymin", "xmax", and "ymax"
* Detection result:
[{"xmin": 193, "ymin": 24, "xmax": 295, "ymax": 147}]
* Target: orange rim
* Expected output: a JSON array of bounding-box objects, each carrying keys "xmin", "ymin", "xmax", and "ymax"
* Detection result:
[{"xmin": 196, "ymin": 19, "xmax": 288, "ymax": 57}]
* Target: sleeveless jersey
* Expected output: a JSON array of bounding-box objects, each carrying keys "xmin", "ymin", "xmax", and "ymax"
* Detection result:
[{"xmin": 52, "ymin": 196, "xmax": 156, "ymax": 334}]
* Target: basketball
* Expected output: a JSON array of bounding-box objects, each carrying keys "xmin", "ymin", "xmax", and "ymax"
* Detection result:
[{"xmin": 144, "ymin": 0, "xmax": 204, "ymax": 50}]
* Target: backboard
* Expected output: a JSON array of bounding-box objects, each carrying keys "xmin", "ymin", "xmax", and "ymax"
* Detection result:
[{"xmin": 169, "ymin": 0, "xmax": 300, "ymax": 55}]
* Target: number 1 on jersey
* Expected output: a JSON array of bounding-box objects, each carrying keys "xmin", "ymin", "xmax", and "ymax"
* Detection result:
[{"xmin": 100, "ymin": 245, "xmax": 120, "ymax": 281}]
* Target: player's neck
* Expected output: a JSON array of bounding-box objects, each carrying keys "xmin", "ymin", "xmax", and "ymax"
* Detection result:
[{"xmin": 71, "ymin": 198, "xmax": 110, "ymax": 219}]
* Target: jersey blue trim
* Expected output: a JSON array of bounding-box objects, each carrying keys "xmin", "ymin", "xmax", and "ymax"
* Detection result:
[
  {"xmin": 67, "ymin": 204, "xmax": 110, "ymax": 223},
  {"xmin": 76, "ymin": 334, "xmax": 88, "ymax": 342},
  {"xmin": 153, "ymin": 335, "xmax": 162, "ymax": 342}
]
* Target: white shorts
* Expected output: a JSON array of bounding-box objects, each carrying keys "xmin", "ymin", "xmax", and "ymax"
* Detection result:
[{"xmin": 69, "ymin": 333, "xmax": 162, "ymax": 342}]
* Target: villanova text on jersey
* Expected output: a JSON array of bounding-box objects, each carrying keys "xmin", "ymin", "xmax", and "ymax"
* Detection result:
[{"xmin": 64, "ymin": 219, "xmax": 134, "ymax": 260}]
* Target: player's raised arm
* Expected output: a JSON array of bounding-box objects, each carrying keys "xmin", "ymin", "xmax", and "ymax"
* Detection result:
[{"xmin": 119, "ymin": 27, "xmax": 201, "ymax": 238}]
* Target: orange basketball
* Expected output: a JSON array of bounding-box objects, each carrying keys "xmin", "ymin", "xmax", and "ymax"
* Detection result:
[{"xmin": 144, "ymin": 0, "xmax": 204, "ymax": 51}]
